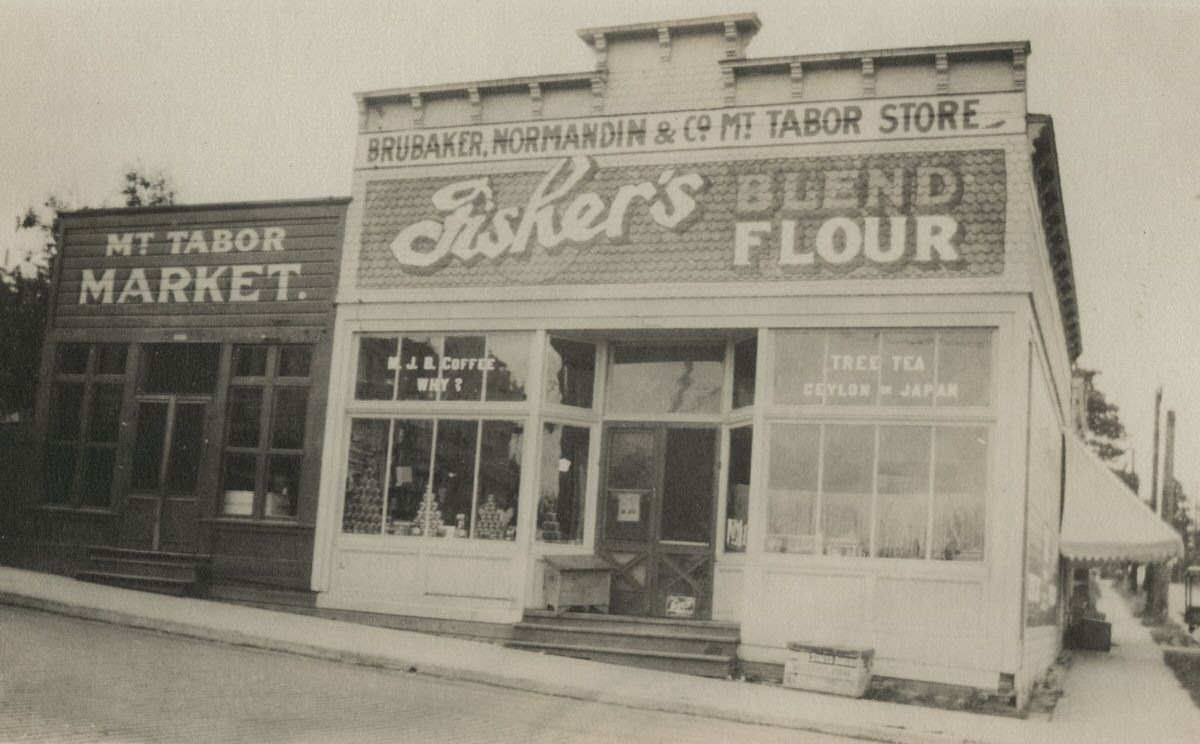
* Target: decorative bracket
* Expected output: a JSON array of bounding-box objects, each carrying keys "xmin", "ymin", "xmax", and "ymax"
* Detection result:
[
  {"xmin": 1013, "ymin": 47, "xmax": 1027, "ymax": 90},
  {"xmin": 468, "ymin": 86, "xmax": 481, "ymax": 124},
  {"xmin": 722, "ymin": 66, "xmax": 736, "ymax": 105},
  {"xmin": 594, "ymin": 33, "xmax": 608, "ymax": 72},
  {"xmin": 862, "ymin": 57, "xmax": 876, "ymax": 96},
  {"xmin": 529, "ymin": 82, "xmax": 543, "ymax": 119},
  {"xmin": 410, "ymin": 93, "xmax": 423, "ymax": 129},
  {"xmin": 724, "ymin": 21, "xmax": 739, "ymax": 59},
  {"xmin": 935, "ymin": 53, "xmax": 949, "ymax": 93},
  {"xmin": 658, "ymin": 26, "xmax": 670, "ymax": 63},
  {"xmin": 789, "ymin": 60, "xmax": 804, "ymax": 100}
]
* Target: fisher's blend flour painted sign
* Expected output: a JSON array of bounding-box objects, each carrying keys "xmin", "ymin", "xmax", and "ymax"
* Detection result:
[
  {"xmin": 54, "ymin": 201, "xmax": 345, "ymax": 330},
  {"xmin": 356, "ymin": 149, "xmax": 1005, "ymax": 289}
]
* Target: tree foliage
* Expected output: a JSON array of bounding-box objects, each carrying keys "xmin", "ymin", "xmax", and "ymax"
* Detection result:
[{"xmin": 0, "ymin": 170, "xmax": 176, "ymax": 419}]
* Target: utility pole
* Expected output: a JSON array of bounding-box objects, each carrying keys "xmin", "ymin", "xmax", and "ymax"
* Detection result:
[{"xmin": 1143, "ymin": 388, "xmax": 1163, "ymax": 614}]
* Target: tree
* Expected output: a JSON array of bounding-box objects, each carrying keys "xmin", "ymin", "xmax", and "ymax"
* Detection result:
[
  {"xmin": 0, "ymin": 170, "xmax": 176, "ymax": 420},
  {"xmin": 1075, "ymin": 368, "xmax": 1138, "ymax": 488}
]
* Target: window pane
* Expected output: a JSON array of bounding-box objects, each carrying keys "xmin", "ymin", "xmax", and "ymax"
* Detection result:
[
  {"xmin": 876, "ymin": 426, "xmax": 931, "ymax": 559},
  {"xmin": 226, "ymin": 387, "xmax": 262, "ymax": 448},
  {"xmin": 546, "ymin": 338, "xmax": 595, "ymax": 408},
  {"xmin": 87, "ymin": 383, "xmax": 124, "ymax": 443},
  {"xmin": 661, "ymin": 428, "xmax": 715, "ymax": 543},
  {"xmin": 441, "ymin": 335, "xmax": 485, "ymax": 401},
  {"xmin": 932, "ymin": 427, "xmax": 988, "ymax": 561},
  {"xmin": 936, "ymin": 331, "xmax": 992, "ymax": 406},
  {"xmin": 607, "ymin": 344, "xmax": 723, "ymax": 414},
  {"xmin": 434, "ymin": 420, "xmax": 478, "ymax": 537},
  {"xmin": 43, "ymin": 445, "xmax": 77, "ymax": 504},
  {"xmin": 825, "ymin": 331, "xmax": 880, "ymax": 406},
  {"xmin": 386, "ymin": 419, "xmax": 434, "ymax": 533},
  {"xmin": 538, "ymin": 424, "xmax": 589, "ymax": 544},
  {"xmin": 733, "ymin": 337, "xmax": 757, "ymax": 409},
  {"xmin": 485, "ymin": 334, "xmax": 530, "ymax": 402},
  {"xmin": 233, "ymin": 345, "xmax": 268, "ymax": 377},
  {"xmin": 165, "ymin": 403, "xmax": 206, "ymax": 494},
  {"xmin": 131, "ymin": 402, "xmax": 168, "ymax": 491},
  {"xmin": 266, "ymin": 455, "xmax": 302, "ymax": 518},
  {"xmin": 79, "ymin": 448, "xmax": 116, "ymax": 507},
  {"xmin": 96, "ymin": 344, "xmax": 127, "ymax": 375},
  {"xmin": 397, "ymin": 336, "xmax": 438, "ymax": 401},
  {"xmin": 820, "ymin": 425, "xmax": 872, "ymax": 556},
  {"xmin": 766, "ymin": 423, "xmax": 819, "ymax": 552},
  {"xmin": 880, "ymin": 332, "xmax": 935, "ymax": 406},
  {"xmin": 221, "ymin": 452, "xmax": 258, "ymax": 516},
  {"xmin": 725, "ymin": 427, "xmax": 753, "ymax": 552},
  {"xmin": 277, "ymin": 345, "xmax": 312, "ymax": 378},
  {"xmin": 342, "ymin": 419, "xmax": 389, "ymax": 534},
  {"xmin": 607, "ymin": 429, "xmax": 654, "ymax": 490},
  {"xmin": 50, "ymin": 382, "xmax": 85, "ymax": 440},
  {"xmin": 57, "ymin": 344, "xmax": 89, "ymax": 374},
  {"xmin": 773, "ymin": 331, "xmax": 825, "ymax": 405},
  {"xmin": 355, "ymin": 337, "xmax": 397, "ymax": 400},
  {"xmin": 270, "ymin": 387, "xmax": 308, "ymax": 450},
  {"xmin": 476, "ymin": 421, "xmax": 522, "ymax": 540}
]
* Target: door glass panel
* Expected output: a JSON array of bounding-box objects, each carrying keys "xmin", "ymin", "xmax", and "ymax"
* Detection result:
[
  {"xmin": 606, "ymin": 429, "xmax": 654, "ymax": 490},
  {"xmin": 165, "ymin": 403, "xmax": 206, "ymax": 494},
  {"xmin": 660, "ymin": 428, "xmax": 715, "ymax": 543},
  {"xmin": 142, "ymin": 344, "xmax": 220, "ymax": 394},
  {"xmin": 131, "ymin": 402, "xmax": 169, "ymax": 491},
  {"xmin": 607, "ymin": 345, "xmax": 724, "ymax": 414}
]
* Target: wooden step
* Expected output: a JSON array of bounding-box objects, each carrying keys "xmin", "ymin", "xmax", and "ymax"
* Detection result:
[
  {"xmin": 206, "ymin": 582, "xmax": 318, "ymax": 608},
  {"xmin": 86, "ymin": 546, "xmax": 210, "ymax": 566},
  {"xmin": 521, "ymin": 610, "xmax": 740, "ymax": 637},
  {"xmin": 505, "ymin": 640, "xmax": 735, "ymax": 678},
  {"xmin": 85, "ymin": 556, "xmax": 202, "ymax": 582},
  {"xmin": 512, "ymin": 622, "xmax": 737, "ymax": 656},
  {"xmin": 75, "ymin": 571, "xmax": 201, "ymax": 597}
]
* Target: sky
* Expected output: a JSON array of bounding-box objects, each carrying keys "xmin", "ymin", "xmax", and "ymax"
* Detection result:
[{"xmin": 2, "ymin": 0, "xmax": 1199, "ymax": 506}]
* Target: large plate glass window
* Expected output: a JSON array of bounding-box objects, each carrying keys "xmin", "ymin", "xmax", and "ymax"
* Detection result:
[
  {"xmin": 341, "ymin": 417, "xmax": 523, "ymax": 540},
  {"xmin": 537, "ymin": 423, "xmax": 591, "ymax": 544},
  {"xmin": 607, "ymin": 344, "xmax": 724, "ymax": 415},
  {"xmin": 766, "ymin": 328, "xmax": 993, "ymax": 561}
]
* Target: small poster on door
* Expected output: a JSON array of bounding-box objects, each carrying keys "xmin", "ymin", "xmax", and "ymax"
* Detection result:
[
  {"xmin": 616, "ymin": 491, "xmax": 641, "ymax": 522},
  {"xmin": 665, "ymin": 595, "xmax": 696, "ymax": 618}
]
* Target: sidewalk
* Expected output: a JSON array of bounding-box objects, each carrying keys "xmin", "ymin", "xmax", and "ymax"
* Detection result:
[
  {"xmin": 1049, "ymin": 585, "xmax": 1200, "ymax": 743},
  {"xmin": 0, "ymin": 566, "xmax": 1193, "ymax": 744}
]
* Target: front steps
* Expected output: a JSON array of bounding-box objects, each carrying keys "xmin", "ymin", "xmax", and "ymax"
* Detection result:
[
  {"xmin": 507, "ymin": 610, "xmax": 739, "ymax": 678},
  {"xmin": 76, "ymin": 546, "xmax": 210, "ymax": 597}
]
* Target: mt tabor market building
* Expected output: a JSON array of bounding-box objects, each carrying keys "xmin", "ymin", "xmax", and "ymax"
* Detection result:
[{"xmin": 9, "ymin": 13, "xmax": 1182, "ymax": 704}]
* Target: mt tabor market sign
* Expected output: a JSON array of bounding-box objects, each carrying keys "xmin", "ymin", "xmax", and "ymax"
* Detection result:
[
  {"xmin": 357, "ymin": 149, "xmax": 1007, "ymax": 289},
  {"xmin": 357, "ymin": 92, "xmax": 1023, "ymax": 169}
]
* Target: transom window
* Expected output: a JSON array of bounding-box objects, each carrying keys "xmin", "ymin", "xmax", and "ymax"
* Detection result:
[{"xmin": 355, "ymin": 333, "xmax": 531, "ymax": 403}]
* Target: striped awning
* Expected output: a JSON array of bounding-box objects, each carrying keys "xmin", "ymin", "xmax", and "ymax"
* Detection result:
[{"xmin": 1059, "ymin": 434, "xmax": 1183, "ymax": 563}]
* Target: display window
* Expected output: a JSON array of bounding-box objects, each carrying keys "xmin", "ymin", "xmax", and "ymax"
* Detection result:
[
  {"xmin": 219, "ymin": 345, "xmax": 312, "ymax": 519},
  {"xmin": 44, "ymin": 343, "xmax": 129, "ymax": 509},
  {"xmin": 536, "ymin": 423, "xmax": 591, "ymax": 544},
  {"xmin": 765, "ymin": 327, "xmax": 993, "ymax": 561},
  {"xmin": 341, "ymin": 416, "xmax": 523, "ymax": 540}
]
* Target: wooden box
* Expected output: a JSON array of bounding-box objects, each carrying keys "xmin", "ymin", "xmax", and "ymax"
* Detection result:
[
  {"xmin": 783, "ymin": 642, "xmax": 874, "ymax": 697},
  {"xmin": 543, "ymin": 555, "xmax": 611, "ymax": 615}
]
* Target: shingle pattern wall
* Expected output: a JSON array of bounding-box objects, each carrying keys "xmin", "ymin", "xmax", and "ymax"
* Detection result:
[{"xmin": 357, "ymin": 149, "xmax": 1005, "ymax": 289}]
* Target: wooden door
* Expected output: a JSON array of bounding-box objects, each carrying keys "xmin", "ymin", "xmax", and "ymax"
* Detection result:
[
  {"xmin": 597, "ymin": 425, "xmax": 718, "ymax": 619},
  {"xmin": 121, "ymin": 397, "xmax": 207, "ymax": 552}
]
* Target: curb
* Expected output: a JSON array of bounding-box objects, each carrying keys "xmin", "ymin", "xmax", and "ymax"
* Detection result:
[{"xmin": 1, "ymin": 587, "xmax": 1003, "ymax": 744}]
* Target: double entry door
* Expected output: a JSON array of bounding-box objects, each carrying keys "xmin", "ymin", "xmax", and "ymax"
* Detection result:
[{"xmin": 597, "ymin": 424, "xmax": 718, "ymax": 619}]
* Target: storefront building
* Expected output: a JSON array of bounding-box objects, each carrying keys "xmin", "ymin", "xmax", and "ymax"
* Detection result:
[
  {"xmin": 20, "ymin": 198, "xmax": 348, "ymax": 591},
  {"xmin": 310, "ymin": 14, "xmax": 1078, "ymax": 697}
]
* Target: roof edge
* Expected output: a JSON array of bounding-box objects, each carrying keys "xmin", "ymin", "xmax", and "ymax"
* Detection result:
[
  {"xmin": 58, "ymin": 196, "xmax": 351, "ymax": 221},
  {"xmin": 576, "ymin": 13, "xmax": 761, "ymax": 43},
  {"xmin": 722, "ymin": 40, "xmax": 1031, "ymax": 69}
]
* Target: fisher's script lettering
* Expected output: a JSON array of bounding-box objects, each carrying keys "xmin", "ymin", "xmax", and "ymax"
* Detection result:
[
  {"xmin": 79, "ymin": 227, "xmax": 303, "ymax": 304},
  {"xmin": 389, "ymin": 155, "xmax": 706, "ymax": 271}
]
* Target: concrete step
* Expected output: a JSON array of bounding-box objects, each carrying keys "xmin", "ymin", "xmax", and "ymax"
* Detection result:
[
  {"xmin": 75, "ymin": 571, "xmax": 201, "ymax": 597},
  {"xmin": 206, "ymin": 582, "xmax": 318, "ymax": 608},
  {"xmin": 512, "ymin": 621, "xmax": 738, "ymax": 656},
  {"xmin": 505, "ymin": 640, "xmax": 735, "ymax": 678},
  {"xmin": 86, "ymin": 546, "xmax": 210, "ymax": 567}
]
